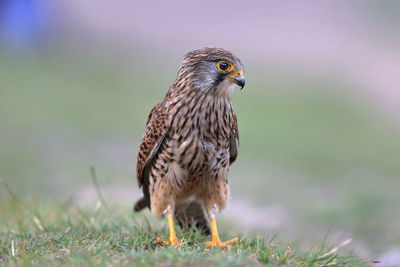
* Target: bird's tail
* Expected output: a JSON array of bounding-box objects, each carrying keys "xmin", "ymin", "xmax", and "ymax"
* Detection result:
[
  {"xmin": 175, "ymin": 200, "xmax": 210, "ymax": 235},
  {"xmin": 133, "ymin": 197, "xmax": 150, "ymax": 212}
]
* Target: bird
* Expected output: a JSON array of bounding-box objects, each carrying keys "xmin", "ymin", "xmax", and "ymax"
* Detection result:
[{"xmin": 134, "ymin": 47, "xmax": 245, "ymax": 248}]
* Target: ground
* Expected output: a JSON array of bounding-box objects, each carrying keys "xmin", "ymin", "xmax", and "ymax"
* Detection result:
[{"xmin": 0, "ymin": 197, "xmax": 364, "ymax": 266}]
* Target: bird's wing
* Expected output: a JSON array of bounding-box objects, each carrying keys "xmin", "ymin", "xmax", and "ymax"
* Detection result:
[
  {"xmin": 229, "ymin": 112, "xmax": 240, "ymax": 164},
  {"xmin": 136, "ymin": 102, "xmax": 170, "ymax": 189}
]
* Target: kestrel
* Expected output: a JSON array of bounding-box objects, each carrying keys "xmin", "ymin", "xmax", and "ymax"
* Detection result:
[{"xmin": 134, "ymin": 47, "xmax": 245, "ymax": 248}]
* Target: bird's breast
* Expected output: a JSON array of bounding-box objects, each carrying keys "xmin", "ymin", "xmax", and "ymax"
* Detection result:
[{"xmin": 169, "ymin": 95, "xmax": 233, "ymax": 174}]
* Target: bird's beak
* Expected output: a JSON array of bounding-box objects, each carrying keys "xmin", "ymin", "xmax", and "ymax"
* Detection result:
[{"xmin": 229, "ymin": 70, "xmax": 245, "ymax": 89}]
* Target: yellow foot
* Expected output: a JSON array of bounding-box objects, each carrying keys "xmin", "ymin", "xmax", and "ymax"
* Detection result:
[
  {"xmin": 154, "ymin": 237, "xmax": 184, "ymax": 248},
  {"xmin": 205, "ymin": 237, "xmax": 239, "ymax": 249}
]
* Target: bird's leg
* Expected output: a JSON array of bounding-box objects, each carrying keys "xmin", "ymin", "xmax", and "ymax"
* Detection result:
[
  {"xmin": 167, "ymin": 215, "xmax": 180, "ymax": 245},
  {"xmin": 205, "ymin": 213, "xmax": 238, "ymax": 248},
  {"xmin": 155, "ymin": 206, "xmax": 183, "ymax": 247}
]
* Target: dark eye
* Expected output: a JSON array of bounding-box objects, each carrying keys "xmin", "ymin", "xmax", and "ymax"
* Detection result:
[
  {"xmin": 216, "ymin": 60, "xmax": 233, "ymax": 73},
  {"xmin": 219, "ymin": 61, "xmax": 229, "ymax": 71}
]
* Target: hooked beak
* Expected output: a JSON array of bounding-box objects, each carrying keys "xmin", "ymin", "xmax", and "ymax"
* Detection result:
[
  {"xmin": 229, "ymin": 70, "xmax": 246, "ymax": 89},
  {"xmin": 233, "ymin": 76, "xmax": 246, "ymax": 89}
]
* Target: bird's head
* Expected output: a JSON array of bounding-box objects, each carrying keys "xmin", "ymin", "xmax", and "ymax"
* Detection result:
[{"xmin": 176, "ymin": 47, "xmax": 245, "ymax": 96}]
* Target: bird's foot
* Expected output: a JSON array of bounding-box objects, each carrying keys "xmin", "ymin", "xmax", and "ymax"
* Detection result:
[
  {"xmin": 205, "ymin": 237, "xmax": 239, "ymax": 249},
  {"xmin": 154, "ymin": 236, "xmax": 184, "ymax": 248}
]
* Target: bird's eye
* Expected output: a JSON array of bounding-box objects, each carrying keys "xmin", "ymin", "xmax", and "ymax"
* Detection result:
[
  {"xmin": 216, "ymin": 61, "xmax": 233, "ymax": 73},
  {"xmin": 219, "ymin": 61, "xmax": 229, "ymax": 71}
]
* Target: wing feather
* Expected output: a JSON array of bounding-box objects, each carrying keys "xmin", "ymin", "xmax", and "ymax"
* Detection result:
[
  {"xmin": 229, "ymin": 112, "xmax": 240, "ymax": 164},
  {"xmin": 136, "ymin": 102, "xmax": 170, "ymax": 188}
]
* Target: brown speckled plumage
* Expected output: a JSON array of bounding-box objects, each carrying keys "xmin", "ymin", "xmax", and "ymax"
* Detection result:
[{"xmin": 134, "ymin": 47, "xmax": 244, "ymax": 238}]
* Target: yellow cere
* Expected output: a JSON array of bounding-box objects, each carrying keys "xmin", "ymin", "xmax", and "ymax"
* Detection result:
[{"xmin": 229, "ymin": 69, "xmax": 243, "ymax": 78}]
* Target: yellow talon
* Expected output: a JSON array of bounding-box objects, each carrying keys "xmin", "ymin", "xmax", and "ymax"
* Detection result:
[
  {"xmin": 206, "ymin": 237, "xmax": 239, "ymax": 249},
  {"xmin": 154, "ymin": 216, "xmax": 184, "ymax": 248},
  {"xmin": 205, "ymin": 219, "xmax": 238, "ymax": 249}
]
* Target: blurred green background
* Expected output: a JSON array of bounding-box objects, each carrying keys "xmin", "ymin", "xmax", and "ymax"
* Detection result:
[{"xmin": 1, "ymin": 0, "xmax": 400, "ymax": 260}]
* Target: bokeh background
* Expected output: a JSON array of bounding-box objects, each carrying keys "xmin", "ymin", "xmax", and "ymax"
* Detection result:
[{"xmin": 1, "ymin": 0, "xmax": 400, "ymax": 262}]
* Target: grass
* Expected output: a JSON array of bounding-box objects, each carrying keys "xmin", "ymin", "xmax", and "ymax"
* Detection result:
[{"xmin": 0, "ymin": 196, "xmax": 365, "ymax": 266}]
